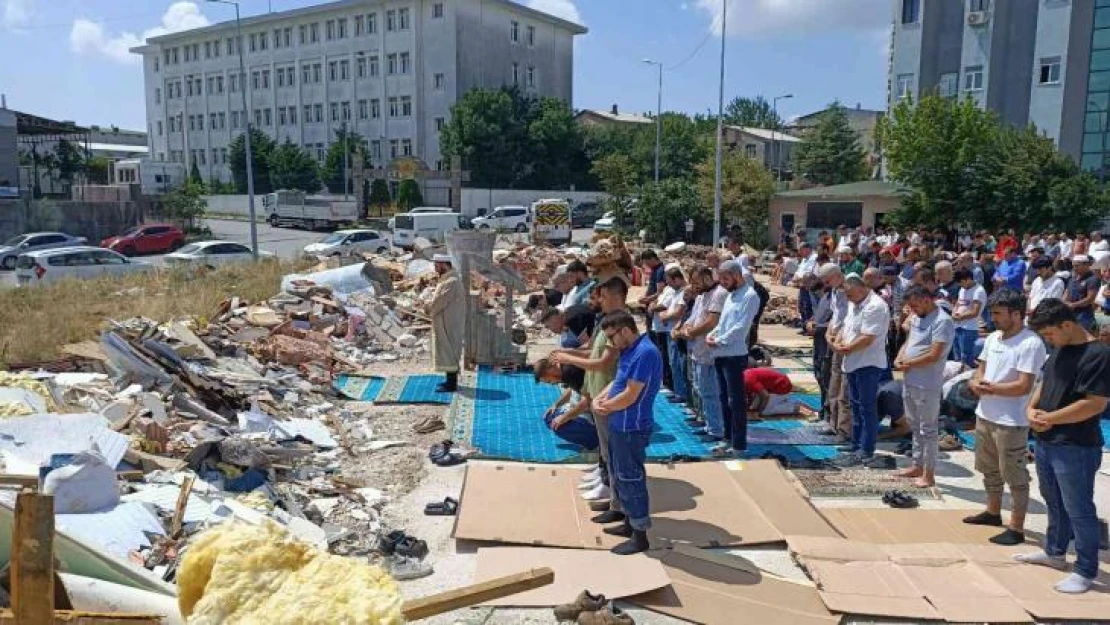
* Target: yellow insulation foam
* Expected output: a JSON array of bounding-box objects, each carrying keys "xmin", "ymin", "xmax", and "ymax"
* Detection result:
[{"xmin": 178, "ymin": 522, "xmax": 404, "ymax": 625}]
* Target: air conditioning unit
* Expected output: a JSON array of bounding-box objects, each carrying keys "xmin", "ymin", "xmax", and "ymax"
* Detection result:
[{"xmin": 967, "ymin": 11, "xmax": 989, "ymax": 26}]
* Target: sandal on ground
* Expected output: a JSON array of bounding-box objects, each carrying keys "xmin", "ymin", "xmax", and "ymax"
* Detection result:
[
  {"xmin": 432, "ymin": 451, "xmax": 467, "ymax": 467},
  {"xmin": 414, "ymin": 419, "xmax": 446, "ymax": 434},
  {"xmin": 883, "ymin": 490, "xmax": 919, "ymax": 509},
  {"xmin": 428, "ymin": 440, "xmax": 454, "ymax": 461},
  {"xmin": 424, "ymin": 496, "xmax": 459, "ymax": 516},
  {"xmin": 394, "ymin": 535, "xmax": 429, "ymax": 559}
]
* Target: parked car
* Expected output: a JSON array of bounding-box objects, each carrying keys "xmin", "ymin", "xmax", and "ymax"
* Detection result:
[
  {"xmin": 0, "ymin": 232, "xmax": 88, "ymax": 270},
  {"xmin": 15, "ymin": 246, "xmax": 154, "ymax": 286},
  {"xmin": 392, "ymin": 212, "xmax": 469, "ymax": 250},
  {"xmin": 571, "ymin": 201, "xmax": 603, "ymax": 228},
  {"xmin": 387, "ymin": 207, "xmax": 453, "ymax": 231},
  {"xmin": 592, "ymin": 210, "xmax": 637, "ymax": 233},
  {"xmin": 164, "ymin": 241, "xmax": 274, "ymax": 268},
  {"xmin": 471, "ymin": 205, "xmax": 531, "ymax": 232},
  {"xmin": 303, "ymin": 229, "xmax": 390, "ymax": 257},
  {"xmin": 100, "ymin": 224, "xmax": 186, "ymax": 256}
]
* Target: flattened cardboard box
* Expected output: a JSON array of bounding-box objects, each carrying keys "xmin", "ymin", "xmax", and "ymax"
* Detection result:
[
  {"xmin": 452, "ymin": 460, "xmax": 837, "ymax": 550},
  {"xmin": 820, "ymin": 508, "xmax": 1024, "ymax": 544}
]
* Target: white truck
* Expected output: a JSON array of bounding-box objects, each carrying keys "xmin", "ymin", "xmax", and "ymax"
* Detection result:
[
  {"xmin": 391, "ymin": 210, "xmax": 470, "ymax": 250},
  {"xmin": 263, "ymin": 190, "xmax": 359, "ymax": 230}
]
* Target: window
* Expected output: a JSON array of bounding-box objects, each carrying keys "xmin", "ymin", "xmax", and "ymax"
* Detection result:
[
  {"xmin": 511, "ymin": 20, "xmax": 519, "ymax": 42},
  {"xmin": 527, "ymin": 65, "xmax": 535, "ymax": 87},
  {"xmin": 217, "ymin": 76, "xmax": 224, "ymax": 92},
  {"xmin": 304, "ymin": 104, "xmax": 313, "ymax": 123},
  {"xmin": 338, "ymin": 17, "xmax": 347, "ymax": 38},
  {"xmin": 255, "ymin": 109, "xmax": 262, "ymax": 127},
  {"xmin": 389, "ymin": 97, "xmax": 399, "ymax": 117},
  {"xmin": 388, "ymin": 53, "xmax": 398, "ymax": 75},
  {"xmin": 259, "ymin": 32, "xmax": 267, "ymax": 50},
  {"xmin": 896, "ymin": 73, "xmax": 914, "ymax": 98},
  {"xmin": 399, "ymin": 8, "xmax": 410, "ymax": 29},
  {"xmin": 314, "ymin": 104, "xmax": 323, "ymax": 122},
  {"xmin": 283, "ymin": 27, "xmax": 292, "ymax": 47},
  {"xmin": 1038, "ymin": 56, "xmax": 1061, "ymax": 85},
  {"xmin": 434, "ymin": 72, "xmax": 445, "ymax": 89},
  {"xmin": 435, "ymin": 117, "xmax": 445, "ymax": 132},
  {"xmin": 387, "ymin": 10, "xmax": 396, "ymax": 31},
  {"xmin": 230, "ymin": 73, "xmax": 238, "ymax": 92},
  {"xmin": 359, "ymin": 99, "xmax": 368, "ymax": 119},
  {"xmin": 198, "ymin": 149, "xmax": 206, "ymax": 165},
  {"xmin": 435, "ymin": 160, "xmax": 444, "ymax": 171},
  {"xmin": 342, "ymin": 101, "xmax": 351, "ymax": 121},
  {"xmin": 310, "ymin": 22, "xmax": 319, "ymax": 42},
  {"xmin": 262, "ymin": 69, "xmax": 270, "ymax": 89},
  {"xmin": 390, "ymin": 139, "xmax": 399, "ymax": 158},
  {"xmin": 331, "ymin": 102, "xmax": 339, "ymax": 122},
  {"xmin": 195, "ymin": 77, "xmax": 203, "ymax": 94},
  {"xmin": 326, "ymin": 20, "xmax": 335, "ymax": 40},
  {"xmin": 207, "ymin": 77, "xmax": 214, "ymax": 93},
  {"xmin": 367, "ymin": 13, "xmax": 377, "ymax": 34},
  {"xmin": 371, "ymin": 98, "xmax": 381, "ymax": 119},
  {"xmin": 226, "ymin": 38, "xmax": 234, "ymax": 55},
  {"xmin": 157, "ymin": 121, "xmax": 163, "ymax": 135},
  {"xmin": 369, "ymin": 55, "xmax": 380, "ymax": 76},
  {"xmin": 205, "ymin": 41, "xmax": 211, "ymax": 58},
  {"xmin": 354, "ymin": 14, "xmax": 363, "ymax": 36},
  {"xmin": 299, "ymin": 24, "xmax": 307, "ymax": 44},
  {"xmin": 230, "ymin": 111, "xmax": 238, "ymax": 130},
  {"xmin": 901, "ymin": 0, "xmax": 920, "ymax": 24},
  {"xmin": 249, "ymin": 33, "xmax": 257, "ymax": 52},
  {"xmin": 277, "ymin": 68, "xmax": 285, "ymax": 87},
  {"xmin": 317, "ymin": 144, "xmax": 326, "ymax": 161},
  {"xmin": 340, "ymin": 59, "xmax": 349, "ymax": 80},
  {"xmin": 154, "ymin": 56, "xmax": 160, "ymax": 71},
  {"xmin": 329, "ymin": 61, "xmax": 338, "ymax": 81},
  {"xmin": 400, "ymin": 52, "xmax": 410, "ymax": 74},
  {"xmin": 964, "ymin": 65, "xmax": 984, "ymax": 91},
  {"xmin": 313, "ymin": 63, "xmax": 322, "ymax": 83},
  {"xmin": 401, "ymin": 139, "xmax": 412, "ymax": 156},
  {"xmin": 371, "ymin": 140, "xmax": 381, "ymax": 159},
  {"xmin": 357, "ymin": 56, "xmax": 367, "ymax": 77},
  {"xmin": 969, "ymin": 0, "xmax": 990, "ymax": 11},
  {"xmin": 527, "ymin": 25, "xmax": 535, "ymax": 46},
  {"xmin": 218, "ymin": 112, "xmax": 225, "ymax": 129},
  {"xmin": 210, "ymin": 113, "xmax": 217, "ymax": 128},
  {"xmin": 511, "ymin": 62, "xmax": 519, "ymax": 86},
  {"xmin": 433, "ymin": 3, "xmax": 444, "ymax": 18},
  {"xmin": 252, "ymin": 71, "xmax": 260, "ymax": 90},
  {"xmin": 303, "ymin": 64, "xmax": 312, "ymax": 83},
  {"xmin": 279, "ymin": 107, "xmax": 287, "ymax": 125},
  {"xmin": 155, "ymin": 87, "xmax": 161, "ymax": 104},
  {"xmin": 400, "ymin": 95, "xmax": 412, "ymax": 116}
]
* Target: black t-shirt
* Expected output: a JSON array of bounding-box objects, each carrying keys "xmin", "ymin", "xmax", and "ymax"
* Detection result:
[
  {"xmin": 560, "ymin": 365, "xmax": 585, "ymax": 394},
  {"xmin": 563, "ymin": 305, "xmax": 596, "ymax": 340},
  {"xmin": 1034, "ymin": 341, "xmax": 1110, "ymax": 447},
  {"xmin": 544, "ymin": 288, "xmax": 563, "ymax": 307}
]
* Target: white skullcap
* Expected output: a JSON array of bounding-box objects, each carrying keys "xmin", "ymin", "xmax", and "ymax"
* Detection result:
[
  {"xmin": 432, "ymin": 253, "xmax": 453, "ymax": 263},
  {"xmin": 1073, "ymin": 254, "xmax": 1092, "ymax": 264}
]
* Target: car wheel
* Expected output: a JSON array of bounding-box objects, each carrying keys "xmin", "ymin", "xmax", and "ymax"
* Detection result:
[
  {"xmin": 268, "ymin": 214, "xmax": 280, "ymax": 227},
  {"xmin": 170, "ymin": 239, "xmax": 184, "ymax": 251},
  {"xmin": 0, "ymin": 256, "xmax": 14, "ymax": 271},
  {"xmin": 515, "ymin": 223, "xmax": 528, "ymax": 233},
  {"xmin": 479, "ymin": 224, "xmax": 490, "ymax": 230},
  {"xmin": 377, "ymin": 246, "xmax": 389, "ymax": 254}
]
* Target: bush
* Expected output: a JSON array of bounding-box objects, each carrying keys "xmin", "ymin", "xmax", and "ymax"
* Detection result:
[{"xmin": 395, "ymin": 179, "xmax": 424, "ymax": 211}]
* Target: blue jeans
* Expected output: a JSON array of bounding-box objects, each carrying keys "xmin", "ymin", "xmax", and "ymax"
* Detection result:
[
  {"xmin": 559, "ymin": 331, "xmax": 582, "ymax": 349},
  {"xmin": 693, "ymin": 362, "xmax": 723, "ymax": 438},
  {"xmin": 846, "ymin": 366, "xmax": 883, "ymax": 458},
  {"xmin": 545, "ymin": 408, "xmax": 599, "ymax": 452},
  {"xmin": 714, "ymin": 355, "xmax": 748, "ymax": 451},
  {"xmin": 1035, "ymin": 442, "xmax": 1103, "ymax": 579},
  {"xmin": 667, "ymin": 337, "xmax": 689, "ymax": 402},
  {"xmin": 608, "ymin": 429, "xmax": 652, "ymax": 531},
  {"xmin": 954, "ymin": 328, "xmax": 979, "ymax": 368}
]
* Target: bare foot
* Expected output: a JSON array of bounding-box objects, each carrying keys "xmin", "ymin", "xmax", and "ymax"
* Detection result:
[
  {"xmin": 912, "ymin": 477, "xmax": 935, "ymax": 488},
  {"xmin": 896, "ymin": 467, "xmax": 923, "ymax": 478}
]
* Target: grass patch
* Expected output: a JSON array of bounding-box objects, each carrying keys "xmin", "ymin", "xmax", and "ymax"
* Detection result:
[{"xmin": 0, "ymin": 259, "xmax": 315, "ymax": 365}]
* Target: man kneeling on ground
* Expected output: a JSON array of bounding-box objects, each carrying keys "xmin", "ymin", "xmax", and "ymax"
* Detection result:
[
  {"xmin": 533, "ymin": 358, "xmax": 599, "ymax": 453},
  {"xmin": 743, "ymin": 367, "xmax": 798, "ymax": 419}
]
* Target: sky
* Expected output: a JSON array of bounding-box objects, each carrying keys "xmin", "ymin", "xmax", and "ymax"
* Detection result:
[{"xmin": 0, "ymin": 0, "xmax": 891, "ymax": 131}]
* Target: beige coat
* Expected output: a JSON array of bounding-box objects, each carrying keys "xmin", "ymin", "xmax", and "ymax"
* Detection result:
[{"xmin": 429, "ymin": 269, "xmax": 465, "ymax": 372}]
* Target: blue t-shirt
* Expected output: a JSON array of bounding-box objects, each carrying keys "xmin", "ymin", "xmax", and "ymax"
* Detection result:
[
  {"xmin": 995, "ymin": 258, "xmax": 1026, "ymax": 292},
  {"xmin": 646, "ymin": 264, "xmax": 665, "ymax": 296},
  {"xmin": 607, "ymin": 333, "xmax": 663, "ymax": 433}
]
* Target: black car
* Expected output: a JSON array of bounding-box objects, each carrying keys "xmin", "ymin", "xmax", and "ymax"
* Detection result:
[{"xmin": 571, "ymin": 201, "xmax": 602, "ymax": 228}]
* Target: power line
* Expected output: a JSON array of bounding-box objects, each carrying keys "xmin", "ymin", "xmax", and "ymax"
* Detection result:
[{"xmin": 665, "ymin": 0, "xmax": 733, "ymax": 71}]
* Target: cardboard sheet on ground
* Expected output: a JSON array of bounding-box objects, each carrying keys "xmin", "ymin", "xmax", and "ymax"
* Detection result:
[
  {"xmin": 821, "ymin": 508, "xmax": 1027, "ymax": 544},
  {"xmin": 453, "ymin": 460, "xmax": 837, "ymax": 550},
  {"xmin": 759, "ymin": 325, "xmax": 815, "ymax": 350},
  {"xmin": 472, "ymin": 547, "xmax": 669, "ymax": 606},
  {"xmin": 787, "ymin": 536, "xmax": 1110, "ymax": 623},
  {"xmin": 629, "ymin": 549, "xmax": 839, "ymax": 625}
]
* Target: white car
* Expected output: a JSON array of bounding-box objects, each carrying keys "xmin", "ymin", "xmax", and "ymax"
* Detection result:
[
  {"xmin": 471, "ymin": 205, "xmax": 531, "ymax": 232},
  {"xmin": 387, "ymin": 206, "xmax": 453, "ymax": 230},
  {"xmin": 0, "ymin": 232, "xmax": 88, "ymax": 270},
  {"xmin": 164, "ymin": 241, "xmax": 274, "ymax": 268},
  {"xmin": 15, "ymin": 246, "xmax": 153, "ymax": 286},
  {"xmin": 303, "ymin": 229, "xmax": 390, "ymax": 257}
]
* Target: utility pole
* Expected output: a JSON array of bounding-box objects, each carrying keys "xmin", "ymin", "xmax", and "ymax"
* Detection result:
[
  {"xmin": 643, "ymin": 59, "xmax": 663, "ymax": 183},
  {"xmin": 772, "ymin": 93, "xmax": 793, "ymax": 186},
  {"xmin": 712, "ymin": 0, "xmax": 728, "ymax": 247}
]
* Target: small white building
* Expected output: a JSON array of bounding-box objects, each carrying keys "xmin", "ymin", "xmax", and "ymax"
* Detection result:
[{"xmin": 113, "ymin": 159, "xmax": 186, "ymax": 195}]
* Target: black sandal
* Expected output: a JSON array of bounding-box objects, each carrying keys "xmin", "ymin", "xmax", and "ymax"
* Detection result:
[
  {"xmin": 394, "ymin": 535, "xmax": 429, "ymax": 559},
  {"xmin": 424, "ymin": 497, "xmax": 459, "ymax": 516},
  {"xmin": 428, "ymin": 440, "xmax": 454, "ymax": 461},
  {"xmin": 378, "ymin": 529, "xmax": 407, "ymax": 555},
  {"xmin": 432, "ymin": 451, "xmax": 467, "ymax": 467},
  {"xmin": 886, "ymin": 490, "xmax": 919, "ymax": 509}
]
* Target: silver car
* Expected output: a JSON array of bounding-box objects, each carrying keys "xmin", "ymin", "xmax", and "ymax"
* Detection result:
[
  {"xmin": 0, "ymin": 232, "xmax": 88, "ymax": 270},
  {"xmin": 15, "ymin": 246, "xmax": 154, "ymax": 286}
]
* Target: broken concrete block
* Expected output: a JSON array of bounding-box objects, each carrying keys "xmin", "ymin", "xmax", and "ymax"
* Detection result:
[{"xmin": 396, "ymin": 334, "xmax": 418, "ymax": 348}]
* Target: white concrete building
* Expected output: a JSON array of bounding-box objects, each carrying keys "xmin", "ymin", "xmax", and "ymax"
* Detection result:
[{"xmin": 131, "ymin": 0, "xmax": 585, "ymax": 186}]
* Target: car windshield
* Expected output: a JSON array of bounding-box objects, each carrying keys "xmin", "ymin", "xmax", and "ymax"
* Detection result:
[
  {"xmin": 320, "ymin": 233, "xmax": 347, "ymax": 244},
  {"xmin": 3, "ymin": 235, "xmax": 27, "ymax": 247},
  {"xmin": 118, "ymin": 227, "xmax": 143, "ymax": 238},
  {"xmin": 177, "ymin": 244, "xmax": 201, "ymax": 255}
]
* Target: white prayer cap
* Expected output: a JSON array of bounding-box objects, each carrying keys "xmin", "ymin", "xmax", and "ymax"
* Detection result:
[
  {"xmin": 1073, "ymin": 254, "xmax": 1092, "ymax": 264},
  {"xmin": 432, "ymin": 253, "xmax": 453, "ymax": 263}
]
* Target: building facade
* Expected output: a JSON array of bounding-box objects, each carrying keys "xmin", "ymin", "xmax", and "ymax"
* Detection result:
[
  {"xmin": 889, "ymin": 0, "xmax": 1107, "ymax": 175},
  {"xmin": 132, "ymin": 0, "xmax": 585, "ymax": 186}
]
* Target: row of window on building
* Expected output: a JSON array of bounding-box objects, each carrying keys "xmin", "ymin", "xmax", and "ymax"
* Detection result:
[
  {"xmin": 1080, "ymin": 4, "xmax": 1110, "ymax": 174},
  {"xmin": 166, "ymin": 136, "xmax": 417, "ymax": 167},
  {"xmin": 155, "ymin": 4, "xmax": 539, "ymax": 71},
  {"xmin": 899, "ymin": 0, "xmax": 991, "ymax": 25},
  {"xmin": 894, "ymin": 56, "xmax": 1063, "ymax": 100}
]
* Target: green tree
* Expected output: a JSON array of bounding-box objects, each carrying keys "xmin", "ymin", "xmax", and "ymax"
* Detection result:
[
  {"xmin": 85, "ymin": 156, "xmax": 112, "ymax": 185},
  {"xmin": 164, "ymin": 180, "xmax": 208, "ymax": 229},
  {"xmin": 322, "ymin": 128, "xmax": 368, "ymax": 194},
  {"xmin": 229, "ymin": 128, "xmax": 277, "ymax": 194},
  {"xmin": 723, "ymin": 96, "xmax": 781, "ymax": 129},
  {"xmin": 189, "ymin": 159, "xmax": 204, "ymax": 187},
  {"xmin": 440, "ymin": 87, "xmax": 530, "ymax": 188},
  {"xmin": 269, "ymin": 139, "xmax": 321, "ymax": 192},
  {"xmin": 793, "ymin": 102, "xmax": 869, "ymax": 186},
  {"xmin": 395, "ymin": 179, "xmax": 424, "ymax": 211},
  {"xmin": 591, "ymin": 153, "xmax": 639, "ymax": 234},
  {"xmin": 53, "ymin": 140, "xmax": 84, "ymax": 182},
  {"xmin": 369, "ymin": 178, "xmax": 392, "ymax": 215},
  {"xmin": 584, "ymin": 112, "xmax": 709, "ymax": 185},
  {"xmin": 520, "ymin": 97, "xmax": 590, "ymax": 189},
  {"xmin": 636, "ymin": 178, "xmax": 705, "ymax": 244},
  {"xmin": 697, "ymin": 152, "xmax": 775, "ymax": 245}
]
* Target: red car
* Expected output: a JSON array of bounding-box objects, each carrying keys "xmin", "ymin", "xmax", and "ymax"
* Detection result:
[{"xmin": 101, "ymin": 224, "xmax": 186, "ymax": 256}]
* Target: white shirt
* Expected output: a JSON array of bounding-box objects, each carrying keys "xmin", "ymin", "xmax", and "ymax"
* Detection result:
[
  {"xmin": 651, "ymin": 286, "xmax": 676, "ymax": 333},
  {"xmin": 781, "ymin": 257, "xmax": 799, "ymax": 280},
  {"xmin": 795, "ymin": 253, "xmax": 817, "ymax": 279},
  {"xmin": 1089, "ymin": 239, "xmax": 1109, "ymax": 253},
  {"xmin": 954, "ymin": 284, "xmax": 986, "ymax": 331},
  {"xmin": 975, "ymin": 329, "xmax": 1047, "ymax": 427},
  {"xmin": 1059, "ymin": 238, "xmax": 1073, "ymax": 259},
  {"xmin": 1028, "ymin": 274, "xmax": 1065, "ymax": 313},
  {"xmin": 840, "ymin": 292, "xmax": 890, "ymax": 373}
]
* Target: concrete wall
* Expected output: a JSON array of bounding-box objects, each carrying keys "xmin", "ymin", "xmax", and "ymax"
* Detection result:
[
  {"xmin": 768, "ymin": 195, "xmax": 902, "ymax": 244},
  {"xmin": 1029, "ymin": 0, "xmax": 1073, "ymax": 143},
  {"xmin": 986, "ymin": 0, "xmax": 1038, "ymax": 128},
  {"xmin": 0, "ymin": 199, "xmax": 141, "ymax": 242},
  {"xmin": 461, "ymin": 188, "xmax": 607, "ymax": 217},
  {"xmin": 0, "ymin": 109, "xmax": 16, "ymax": 188}
]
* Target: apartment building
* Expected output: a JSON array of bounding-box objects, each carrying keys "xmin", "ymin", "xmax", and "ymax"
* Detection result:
[
  {"xmin": 131, "ymin": 0, "xmax": 585, "ymax": 185},
  {"xmin": 889, "ymin": 0, "xmax": 1107, "ymax": 175}
]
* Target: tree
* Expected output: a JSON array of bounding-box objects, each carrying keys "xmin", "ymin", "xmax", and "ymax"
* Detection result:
[
  {"xmin": 269, "ymin": 140, "xmax": 321, "ymax": 192},
  {"xmin": 85, "ymin": 156, "xmax": 112, "ymax": 185},
  {"xmin": 636, "ymin": 179, "xmax": 706, "ymax": 244},
  {"xmin": 189, "ymin": 159, "xmax": 204, "ymax": 187},
  {"xmin": 53, "ymin": 140, "xmax": 84, "ymax": 183},
  {"xmin": 369, "ymin": 178, "xmax": 392, "ymax": 215},
  {"xmin": 395, "ymin": 179, "xmax": 424, "ymax": 211},
  {"xmin": 591, "ymin": 154, "xmax": 639, "ymax": 233},
  {"xmin": 696, "ymin": 152, "xmax": 775, "ymax": 246},
  {"xmin": 322, "ymin": 128, "xmax": 368, "ymax": 194},
  {"xmin": 519, "ymin": 97, "xmax": 591, "ymax": 189},
  {"xmin": 229, "ymin": 127, "xmax": 277, "ymax": 194},
  {"xmin": 723, "ymin": 96, "xmax": 781, "ymax": 130},
  {"xmin": 793, "ymin": 102, "xmax": 869, "ymax": 186},
  {"xmin": 440, "ymin": 87, "xmax": 531, "ymax": 188},
  {"xmin": 164, "ymin": 180, "xmax": 207, "ymax": 230},
  {"xmin": 584, "ymin": 112, "xmax": 709, "ymax": 185}
]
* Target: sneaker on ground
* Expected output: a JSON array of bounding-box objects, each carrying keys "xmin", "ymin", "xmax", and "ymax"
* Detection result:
[
  {"xmin": 577, "ymin": 476, "xmax": 603, "ymax": 490},
  {"xmin": 1012, "ymin": 550, "xmax": 1068, "ymax": 570},
  {"xmin": 581, "ymin": 483, "xmax": 611, "ymax": 501}
]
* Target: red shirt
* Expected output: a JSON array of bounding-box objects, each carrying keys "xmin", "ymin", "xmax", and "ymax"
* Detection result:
[{"xmin": 743, "ymin": 368, "xmax": 792, "ymax": 396}]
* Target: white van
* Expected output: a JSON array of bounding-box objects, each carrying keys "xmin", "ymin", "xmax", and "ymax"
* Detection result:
[
  {"xmin": 392, "ymin": 211, "xmax": 470, "ymax": 250},
  {"xmin": 471, "ymin": 205, "xmax": 531, "ymax": 232}
]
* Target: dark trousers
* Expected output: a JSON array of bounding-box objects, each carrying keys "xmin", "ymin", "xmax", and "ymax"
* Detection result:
[
  {"xmin": 846, "ymin": 366, "xmax": 883, "ymax": 458},
  {"xmin": 608, "ymin": 429, "xmax": 653, "ymax": 531},
  {"xmin": 1036, "ymin": 442, "xmax": 1103, "ymax": 579},
  {"xmin": 813, "ymin": 327, "xmax": 830, "ymax": 417},
  {"xmin": 714, "ymin": 355, "xmax": 749, "ymax": 451},
  {"xmin": 650, "ymin": 331, "xmax": 672, "ymax": 389},
  {"xmin": 545, "ymin": 409, "xmax": 599, "ymax": 452}
]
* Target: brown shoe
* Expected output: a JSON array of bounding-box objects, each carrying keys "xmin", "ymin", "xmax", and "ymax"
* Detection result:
[
  {"xmin": 577, "ymin": 603, "xmax": 634, "ymax": 625},
  {"xmin": 414, "ymin": 418, "xmax": 445, "ymax": 434},
  {"xmin": 553, "ymin": 590, "xmax": 606, "ymax": 621}
]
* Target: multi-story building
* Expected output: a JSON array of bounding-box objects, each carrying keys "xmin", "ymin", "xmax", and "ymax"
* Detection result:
[
  {"xmin": 131, "ymin": 0, "xmax": 585, "ymax": 187},
  {"xmin": 889, "ymin": 0, "xmax": 1108, "ymax": 176}
]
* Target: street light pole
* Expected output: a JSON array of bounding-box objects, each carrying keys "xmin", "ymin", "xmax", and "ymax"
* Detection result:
[
  {"xmin": 208, "ymin": 0, "xmax": 258, "ymax": 260},
  {"xmin": 643, "ymin": 59, "xmax": 663, "ymax": 183},
  {"xmin": 772, "ymin": 93, "xmax": 793, "ymax": 187},
  {"xmin": 712, "ymin": 0, "xmax": 727, "ymax": 247}
]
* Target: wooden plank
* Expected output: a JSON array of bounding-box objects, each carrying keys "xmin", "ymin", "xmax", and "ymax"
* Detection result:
[
  {"xmin": 11, "ymin": 492, "xmax": 54, "ymax": 625},
  {"xmin": 170, "ymin": 475, "xmax": 196, "ymax": 538},
  {"xmin": 123, "ymin": 448, "xmax": 187, "ymax": 473},
  {"xmin": 0, "ymin": 475, "xmax": 39, "ymax": 488},
  {"xmin": 401, "ymin": 567, "xmax": 554, "ymax": 621},
  {"xmin": 0, "ymin": 609, "xmax": 162, "ymax": 624}
]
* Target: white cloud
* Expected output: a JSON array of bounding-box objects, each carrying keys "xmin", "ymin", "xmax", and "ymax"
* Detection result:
[
  {"xmin": 694, "ymin": 0, "xmax": 890, "ymax": 38},
  {"xmin": 526, "ymin": 0, "xmax": 582, "ymax": 25},
  {"xmin": 3, "ymin": 0, "xmax": 33, "ymax": 30},
  {"xmin": 70, "ymin": 1, "xmax": 210, "ymax": 65}
]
